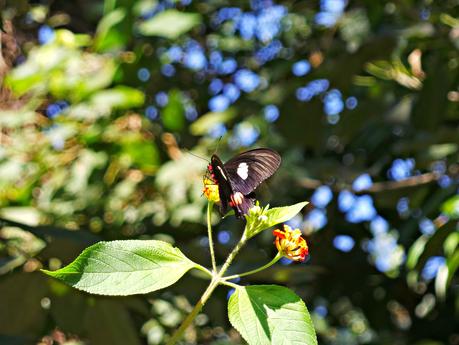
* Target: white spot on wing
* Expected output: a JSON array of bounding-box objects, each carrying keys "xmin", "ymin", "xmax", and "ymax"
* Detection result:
[{"xmin": 237, "ymin": 162, "xmax": 249, "ymax": 180}]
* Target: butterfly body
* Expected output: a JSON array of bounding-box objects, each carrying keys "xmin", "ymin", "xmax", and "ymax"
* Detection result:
[{"xmin": 206, "ymin": 148, "xmax": 281, "ymax": 218}]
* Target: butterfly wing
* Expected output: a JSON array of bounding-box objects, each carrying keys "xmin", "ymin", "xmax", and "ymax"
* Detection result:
[
  {"xmin": 210, "ymin": 155, "xmax": 234, "ymax": 215},
  {"xmin": 223, "ymin": 148, "xmax": 281, "ymax": 195}
]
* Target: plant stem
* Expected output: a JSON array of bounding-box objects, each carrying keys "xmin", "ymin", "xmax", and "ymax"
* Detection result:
[
  {"xmin": 167, "ymin": 231, "xmax": 248, "ymax": 345},
  {"xmin": 223, "ymin": 252, "xmax": 282, "ymax": 281},
  {"xmin": 207, "ymin": 201, "xmax": 217, "ymax": 273}
]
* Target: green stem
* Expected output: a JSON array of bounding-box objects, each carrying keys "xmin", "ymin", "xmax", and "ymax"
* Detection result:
[
  {"xmin": 223, "ymin": 252, "xmax": 282, "ymax": 281},
  {"xmin": 207, "ymin": 201, "xmax": 217, "ymax": 273},
  {"xmin": 167, "ymin": 231, "xmax": 248, "ymax": 345}
]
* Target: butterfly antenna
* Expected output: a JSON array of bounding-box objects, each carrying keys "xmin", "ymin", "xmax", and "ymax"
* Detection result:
[
  {"xmin": 183, "ymin": 149, "xmax": 209, "ymax": 162},
  {"xmin": 213, "ymin": 136, "xmax": 223, "ymax": 155}
]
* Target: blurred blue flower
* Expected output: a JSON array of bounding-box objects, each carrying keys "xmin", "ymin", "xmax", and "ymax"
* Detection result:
[
  {"xmin": 370, "ymin": 216, "xmax": 389, "ymax": 235},
  {"xmin": 346, "ymin": 96, "xmax": 358, "ymax": 109},
  {"xmin": 185, "ymin": 105, "xmax": 198, "ymax": 121},
  {"xmin": 322, "ymin": 0, "xmax": 347, "ymax": 13},
  {"xmin": 216, "ymin": 7, "xmax": 242, "ymax": 24},
  {"xmin": 219, "ymin": 58, "xmax": 238, "ymax": 75},
  {"xmin": 250, "ymin": 0, "xmax": 274, "ymax": 11},
  {"xmin": 368, "ymin": 232, "xmax": 405, "ymax": 273},
  {"xmin": 305, "ymin": 208, "xmax": 327, "ymax": 230},
  {"xmin": 209, "ymin": 79, "xmax": 224, "ymax": 95},
  {"xmin": 209, "ymin": 51, "xmax": 223, "ymax": 68},
  {"xmin": 280, "ymin": 257, "xmax": 293, "ymax": 265},
  {"xmin": 255, "ymin": 40, "xmax": 282, "ymax": 64},
  {"xmin": 438, "ymin": 175, "xmax": 452, "ymax": 188},
  {"xmin": 352, "ymin": 173, "xmax": 373, "ymax": 192},
  {"xmin": 183, "ymin": 47, "xmax": 207, "ymax": 70},
  {"xmin": 137, "ymin": 68, "xmax": 151, "ymax": 82},
  {"xmin": 218, "ymin": 230, "xmax": 231, "ymax": 244},
  {"xmin": 388, "ymin": 158, "xmax": 415, "ymax": 181},
  {"xmin": 227, "ymin": 288, "xmax": 236, "ymax": 299},
  {"xmin": 308, "ymin": 79, "xmax": 330, "ymax": 94},
  {"xmin": 238, "ymin": 13, "xmax": 257, "ymax": 40},
  {"xmin": 155, "ymin": 92, "xmax": 169, "ymax": 107},
  {"xmin": 419, "ymin": 218, "xmax": 435, "ymax": 235},
  {"xmin": 233, "ymin": 123, "xmax": 259, "ymax": 146},
  {"xmin": 333, "ymin": 235, "xmax": 355, "ymax": 252},
  {"xmin": 256, "ymin": 5, "xmax": 286, "ymax": 42},
  {"xmin": 161, "ymin": 64, "xmax": 175, "ymax": 77},
  {"xmin": 314, "ymin": 305, "xmax": 328, "ymax": 317},
  {"xmin": 38, "ymin": 25, "xmax": 55, "ymax": 44},
  {"xmin": 338, "ymin": 190, "xmax": 356, "ymax": 212},
  {"xmin": 167, "ymin": 45, "xmax": 182, "ymax": 62},
  {"xmin": 396, "ymin": 197, "xmax": 410, "ymax": 216},
  {"xmin": 285, "ymin": 215, "xmax": 302, "ymax": 229},
  {"xmin": 264, "ymin": 104, "xmax": 279, "ymax": 122},
  {"xmin": 315, "ymin": 12, "xmax": 340, "ymax": 27},
  {"xmin": 223, "ymin": 84, "xmax": 240, "ymax": 102},
  {"xmin": 234, "ymin": 69, "xmax": 260, "ymax": 92},
  {"xmin": 46, "ymin": 103, "xmax": 64, "ymax": 118},
  {"xmin": 311, "ymin": 185, "xmax": 333, "ymax": 208},
  {"xmin": 208, "ymin": 123, "xmax": 227, "ymax": 138},
  {"xmin": 296, "ymin": 87, "xmax": 314, "ymax": 102},
  {"xmin": 292, "ymin": 60, "xmax": 311, "ymax": 77},
  {"xmin": 145, "ymin": 105, "xmax": 158, "ymax": 120},
  {"xmin": 346, "ymin": 195, "xmax": 377, "ymax": 223},
  {"xmin": 324, "ymin": 89, "xmax": 344, "ymax": 116},
  {"xmin": 209, "ymin": 95, "xmax": 230, "ymax": 112},
  {"xmin": 421, "ymin": 256, "xmax": 445, "ymax": 280}
]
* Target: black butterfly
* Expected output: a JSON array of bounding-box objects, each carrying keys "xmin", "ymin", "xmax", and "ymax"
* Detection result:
[{"xmin": 206, "ymin": 148, "xmax": 281, "ymax": 218}]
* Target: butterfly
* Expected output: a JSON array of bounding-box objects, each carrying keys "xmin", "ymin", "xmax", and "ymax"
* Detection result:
[{"xmin": 204, "ymin": 148, "xmax": 281, "ymax": 218}]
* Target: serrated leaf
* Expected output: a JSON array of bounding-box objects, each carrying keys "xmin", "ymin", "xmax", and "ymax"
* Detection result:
[
  {"xmin": 246, "ymin": 202, "xmax": 308, "ymax": 239},
  {"xmin": 42, "ymin": 240, "xmax": 197, "ymax": 296},
  {"xmin": 228, "ymin": 285, "xmax": 317, "ymax": 345},
  {"xmin": 138, "ymin": 10, "xmax": 201, "ymax": 39}
]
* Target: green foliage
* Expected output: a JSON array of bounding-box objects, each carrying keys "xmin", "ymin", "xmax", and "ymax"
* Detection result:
[
  {"xmin": 138, "ymin": 9, "xmax": 201, "ymax": 39},
  {"xmin": 245, "ymin": 201, "xmax": 308, "ymax": 238},
  {"xmin": 43, "ymin": 240, "xmax": 197, "ymax": 295},
  {"xmin": 228, "ymin": 285, "xmax": 317, "ymax": 345}
]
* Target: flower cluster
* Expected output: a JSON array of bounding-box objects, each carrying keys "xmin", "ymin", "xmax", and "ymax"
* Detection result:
[
  {"xmin": 273, "ymin": 225, "xmax": 309, "ymax": 262},
  {"xmin": 203, "ymin": 177, "xmax": 220, "ymax": 203}
]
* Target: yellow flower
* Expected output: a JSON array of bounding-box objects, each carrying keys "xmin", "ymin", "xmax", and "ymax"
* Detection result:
[
  {"xmin": 273, "ymin": 225, "xmax": 309, "ymax": 262},
  {"xmin": 203, "ymin": 177, "xmax": 220, "ymax": 203}
]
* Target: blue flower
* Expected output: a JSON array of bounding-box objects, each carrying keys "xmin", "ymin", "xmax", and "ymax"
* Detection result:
[
  {"xmin": 208, "ymin": 95, "xmax": 230, "ymax": 112},
  {"xmin": 419, "ymin": 218, "xmax": 435, "ymax": 235},
  {"xmin": 145, "ymin": 105, "xmax": 158, "ymax": 120},
  {"xmin": 161, "ymin": 64, "xmax": 175, "ymax": 77},
  {"xmin": 209, "ymin": 78, "xmax": 224, "ymax": 95},
  {"xmin": 208, "ymin": 123, "xmax": 227, "ymax": 138},
  {"xmin": 183, "ymin": 48, "xmax": 207, "ymax": 70},
  {"xmin": 352, "ymin": 173, "xmax": 373, "ymax": 192},
  {"xmin": 333, "ymin": 235, "xmax": 355, "ymax": 252},
  {"xmin": 38, "ymin": 25, "xmax": 55, "ymax": 44},
  {"xmin": 388, "ymin": 158, "xmax": 415, "ymax": 181},
  {"xmin": 346, "ymin": 96, "xmax": 358, "ymax": 109},
  {"xmin": 219, "ymin": 58, "xmax": 238, "ymax": 75},
  {"xmin": 311, "ymin": 185, "xmax": 333, "ymax": 208},
  {"xmin": 292, "ymin": 60, "xmax": 311, "ymax": 76},
  {"xmin": 233, "ymin": 123, "xmax": 259, "ymax": 146},
  {"xmin": 296, "ymin": 87, "xmax": 314, "ymax": 102},
  {"xmin": 338, "ymin": 190, "xmax": 356, "ymax": 212},
  {"xmin": 237, "ymin": 13, "xmax": 257, "ymax": 40},
  {"xmin": 185, "ymin": 105, "xmax": 198, "ymax": 121},
  {"xmin": 324, "ymin": 89, "xmax": 344, "ymax": 116},
  {"xmin": 346, "ymin": 195, "xmax": 377, "ymax": 223},
  {"xmin": 370, "ymin": 216, "xmax": 389, "ymax": 235},
  {"xmin": 155, "ymin": 92, "xmax": 169, "ymax": 107},
  {"xmin": 218, "ymin": 230, "xmax": 231, "ymax": 244},
  {"xmin": 255, "ymin": 40, "xmax": 282, "ymax": 64},
  {"xmin": 167, "ymin": 45, "xmax": 182, "ymax": 62},
  {"xmin": 305, "ymin": 208, "xmax": 327, "ymax": 230},
  {"xmin": 421, "ymin": 256, "xmax": 445, "ymax": 280},
  {"xmin": 137, "ymin": 68, "xmax": 151, "ymax": 82},
  {"xmin": 234, "ymin": 69, "xmax": 260, "ymax": 93},
  {"xmin": 263, "ymin": 105, "xmax": 279, "ymax": 122},
  {"xmin": 223, "ymin": 84, "xmax": 240, "ymax": 102}
]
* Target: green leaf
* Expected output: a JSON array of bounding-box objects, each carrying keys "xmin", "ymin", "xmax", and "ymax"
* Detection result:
[
  {"xmin": 91, "ymin": 86, "xmax": 145, "ymax": 110},
  {"xmin": 441, "ymin": 195, "xmax": 459, "ymax": 219},
  {"xmin": 406, "ymin": 235, "xmax": 429, "ymax": 270},
  {"xmin": 42, "ymin": 240, "xmax": 197, "ymax": 296},
  {"xmin": 189, "ymin": 109, "xmax": 236, "ymax": 136},
  {"xmin": 245, "ymin": 202, "xmax": 308, "ymax": 239},
  {"xmin": 94, "ymin": 8, "xmax": 127, "ymax": 52},
  {"xmin": 138, "ymin": 10, "xmax": 201, "ymax": 39},
  {"xmin": 162, "ymin": 89, "xmax": 185, "ymax": 131},
  {"xmin": 228, "ymin": 285, "xmax": 317, "ymax": 345}
]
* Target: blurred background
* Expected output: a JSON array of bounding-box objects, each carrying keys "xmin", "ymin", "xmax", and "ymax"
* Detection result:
[{"xmin": 0, "ymin": 0, "xmax": 458, "ymax": 344}]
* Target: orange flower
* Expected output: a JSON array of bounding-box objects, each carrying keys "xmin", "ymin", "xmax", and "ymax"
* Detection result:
[{"xmin": 273, "ymin": 225, "xmax": 309, "ymax": 262}]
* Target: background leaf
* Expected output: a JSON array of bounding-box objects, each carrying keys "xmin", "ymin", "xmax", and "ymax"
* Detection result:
[
  {"xmin": 228, "ymin": 285, "xmax": 317, "ymax": 345},
  {"xmin": 43, "ymin": 240, "xmax": 197, "ymax": 296},
  {"xmin": 138, "ymin": 10, "xmax": 201, "ymax": 39}
]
